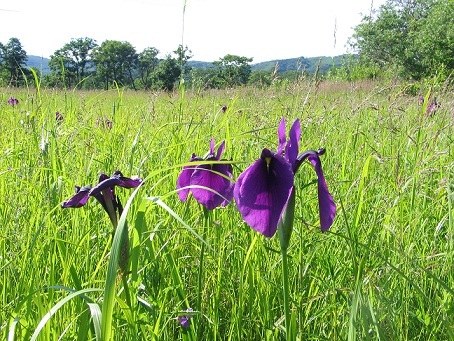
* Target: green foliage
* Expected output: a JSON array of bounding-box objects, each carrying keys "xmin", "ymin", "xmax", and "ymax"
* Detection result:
[
  {"xmin": 212, "ymin": 54, "xmax": 253, "ymax": 88},
  {"xmin": 350, "ymin": 0, "xmax": 454, "ymax": 79},
  {"xmin": 12, "ymin": 36, "xmax": 350, "ymax": 90},
  {"xmin": 152, "ymin": 55, "xmax": 181, "ymax": 91},
  {"xmin": 92, "ymin": 40, "xmax": 139, "ymax": 90},
  {"xmin": 48, "ymin": 37, "xmax": 97, "ymax": 89},
  {"xmin": 251, "ymin": 56, "xmax": 345, "ymax": 74},
  {"xmin": 248, "ymin": 70, "xmax": 272, "ymax": 88},
  {"xmin": 1, "ymin": 80, "xmax": 453, "ymax": 340},
  {"xmin": 0, "ymin": 37, "xmax": 29, "ymax": 86},
  {"xmin": 326, "ymin": 55, "xmax": 384, "ymax": 81},
  {"xmin": 137, "ymin": 47, "xmax": 160, "ymax": 90}
]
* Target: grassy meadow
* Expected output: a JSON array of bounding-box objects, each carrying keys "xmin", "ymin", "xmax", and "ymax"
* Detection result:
[{"xmin": 1, "ymin": 79, "xmax": 453, "ymax": 340}]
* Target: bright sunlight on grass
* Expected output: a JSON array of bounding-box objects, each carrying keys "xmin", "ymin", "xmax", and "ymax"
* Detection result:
[{"xmin": 1, "ymin": 77, "xmax": 453, "ymax": 340}]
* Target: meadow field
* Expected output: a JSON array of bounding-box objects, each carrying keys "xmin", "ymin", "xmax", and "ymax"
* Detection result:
[{"xmin": 1, "ymin": 78, "xmax": 453, "ymax": 340}]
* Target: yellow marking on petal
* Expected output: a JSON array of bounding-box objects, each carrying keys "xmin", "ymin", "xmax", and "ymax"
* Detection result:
[{"xmin": 265, "ymin": 156, "xmax": 271, "ymax": 173}]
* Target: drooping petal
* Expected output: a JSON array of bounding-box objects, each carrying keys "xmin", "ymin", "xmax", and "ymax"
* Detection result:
[
  {"xmin": 61, "ymin": 185, "xmax": 91, "ymax": 208},
  {"xmin": 89, "ymin": 173, "xmax": 114, "ymax": 199},
  {"xmin": 286, "ymin": 119, "xmax": 301, "ymax": 168},
  {"xmin": 234, "ymin": 148, "xmax": 294, "ymax": 237},
  {"xmin": 308, "ymin": 154, "xmax": 336, "ymax": 232},
  {"xmin": 111, "ymin": 170, "xmax": 143, "ymax": 188},
  {"xmin": 277, "ymin": 118, "xmax": 286, "ymax": 155},
  {"xmin": 190, "ymin": 163, "xmax": 234, "ymax": 210}
]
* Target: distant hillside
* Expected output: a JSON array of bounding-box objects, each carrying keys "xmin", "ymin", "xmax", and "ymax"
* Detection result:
[
  {"xmin": 187, "ymin": 55, "xmax": 346, "ymax": 74},
  {"xmin": 27, "ymin": 54, "xmax": 346, "ymax": 76},
  {"xmin": 187, "ymin": 60, "xmax": 214, "ymax": 69},
  {"xmin": 27, "ymin": 55, "xmax": 51, "ymax": 74},
  {"xmin": 251, "ymin": 55, "xmax": 346, "ymax": 74}
]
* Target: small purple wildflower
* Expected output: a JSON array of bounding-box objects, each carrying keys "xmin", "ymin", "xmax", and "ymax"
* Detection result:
[
  {"xmin": 7, "ymin": 97, "xmax": 19, "ymax": 106},
  {"xmin": 56, "ymin": 111, "xmax": 63, "ymax": 121},
  {"xmin": 418, "ymin": 97, "xmax": 424, "ymax": 105},
  {"xmin": 426, "ymin": 97, "xmax": 441, "ymax": 116},
  {"xmin": 178, "ymin": 308, "xmax": 193, "ymax": 329},
  {"xmin": 222, "ymin": 105, "xmax": 227, "ymax": 113}
]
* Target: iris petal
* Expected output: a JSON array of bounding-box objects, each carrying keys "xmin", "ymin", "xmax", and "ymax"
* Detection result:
[
  {"xmin": 216, "ymin": 140, "xmax": 226, "ymax": 160},
  {"xmin": 176, "ymin": 166, "xmax": 196, "ymax": 202},
  {"xmin": 89, "ymin": 174, "xmax": 116, "ymax": 198},
  {"xmin": 286, "ymin": 119, "xmax": 301, "ymax": 168},
  {"xmin": 234, "ymin": 149, "xmax": 294, "ymax": 237},
  {"xmin": 61, "ymin": 185, "xmax": 91, "ymax": 208},
  {"xmin": 112, "ymin": 170, "xmax": 143, "ymax": 188},
  {"xmin": 176, "ymin": 141, "xmax": 233, "ymax": 210},
  {"xmin": 191, "ymin": 164, "xmax": 234, "ymax": 210},
  {"xmin": 308, "ymin": 155, "xmax": 336, "ymax": 232},
  {"xmin": 277, "ymin": 118, "xmax": 286, "ymax": 155}
]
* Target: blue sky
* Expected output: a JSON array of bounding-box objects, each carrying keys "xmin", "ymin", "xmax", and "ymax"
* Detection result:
[{"xmin": 1, "ymin": 0, "xmax": 386, "ymax": 62}]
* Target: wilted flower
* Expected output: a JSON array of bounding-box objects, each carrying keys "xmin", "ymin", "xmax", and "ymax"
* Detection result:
[
  {"xmin": 176, "ymin": 139, "xmax": 234, "ymax": 210},
  {"xmin": 62, "ymin": 170, "xmax": 142, "ymax": 273},
  {"xmin": 56, "ymin": 111, "xmax": 63, "ymax": 121},
  {"xmin": 234, "ymin": 118, "xmax": 336, "ymax": 238},
  {"xmin": 7, "ymin": 97, "xmax": 19, "ymax": 106},
  {"xmin": 178, "ymin": 308, "xmax": 194, "ymax": 329},
  {"xmin": 62, "ymin": 170, "xmax": 142, "ymax": 225}
]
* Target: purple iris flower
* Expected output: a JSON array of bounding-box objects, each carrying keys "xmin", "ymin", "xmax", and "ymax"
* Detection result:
[
  {"xmin": 62, "ymin": 170, "xmax": 142, "ymax": 225},
  {"xmin": 176, "ymin": 139, "xmax": 234, "ymax": 210},
  {"xmin": 234, "ymin": 118, "xmax": 336, "ymax": 238},
  {"xmin": 7, "ymin": 97, "xmax": 19, "ymax": 106}
]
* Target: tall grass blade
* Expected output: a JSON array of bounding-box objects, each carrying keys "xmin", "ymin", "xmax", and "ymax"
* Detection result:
[
  {"xmin": 30, "ymin": 288, "xmax": 102, "ymax": 341},
  {"xmin": 101, "ymin": 184, "xmax": 143, "ymax": 341}
]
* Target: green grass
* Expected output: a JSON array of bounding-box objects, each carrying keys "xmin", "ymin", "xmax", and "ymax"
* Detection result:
[{"xmin": 1, "ymin": 79, "xmax": 453, "ymax": 340}]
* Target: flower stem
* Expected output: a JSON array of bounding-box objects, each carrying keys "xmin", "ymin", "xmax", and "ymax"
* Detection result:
[
  {"xmin": 281, "ymin": 248, "xmax": 292, "ymax": 341},
  {"xmin": 196, "ymin": 207, "xmax": 210, "ymax": 336},
  {"xmin": 277, "ymin": 187, "xmax": 296, "ymax": 340}
]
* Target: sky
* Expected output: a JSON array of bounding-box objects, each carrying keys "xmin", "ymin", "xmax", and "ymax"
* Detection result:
[{"xmin": 0, "ymin": 0, "xmax": 386, "ymax": 63}]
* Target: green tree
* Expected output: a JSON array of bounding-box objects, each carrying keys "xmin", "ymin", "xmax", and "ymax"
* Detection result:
[
  {"xmin": 350, "ymin": 0, "xmax": 454, "ymax": 79},
  {"xmin": 189, "ymin": 67, "xmax": 217, "ymax": 90},
  {"xmin": 152, "ymin": 54, "xmax": 181, "ymax": 91},
  {"xmin": 248, "ymin": 70, "xmax": 272, "ymax": 88},
  {"xmin": 137, "ymin": 47, "xmax": 159, "ymax": 90},
  {"xmin": 1, "ymin": 37, "xmax": 28, "ymax": 86},
  {"xmin": 49, "ymin": 37, "xmax": 98, "ymax": 88},
  {"xmin": 92, "ymin": 40, "xmax": 138, "ymax": 90},
  {"xmin": 212, "ymin": 54, "xmax": 253, "ymax": 87}
]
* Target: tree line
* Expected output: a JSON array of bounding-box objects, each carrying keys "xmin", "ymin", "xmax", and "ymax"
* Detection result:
[
  {"xmin": 0, "ymin": 37, "xmax": 255, "ymax": 90},
  {"xmin": 2, "ymin": 1, "xmax": 452, "ymax": 89}
]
